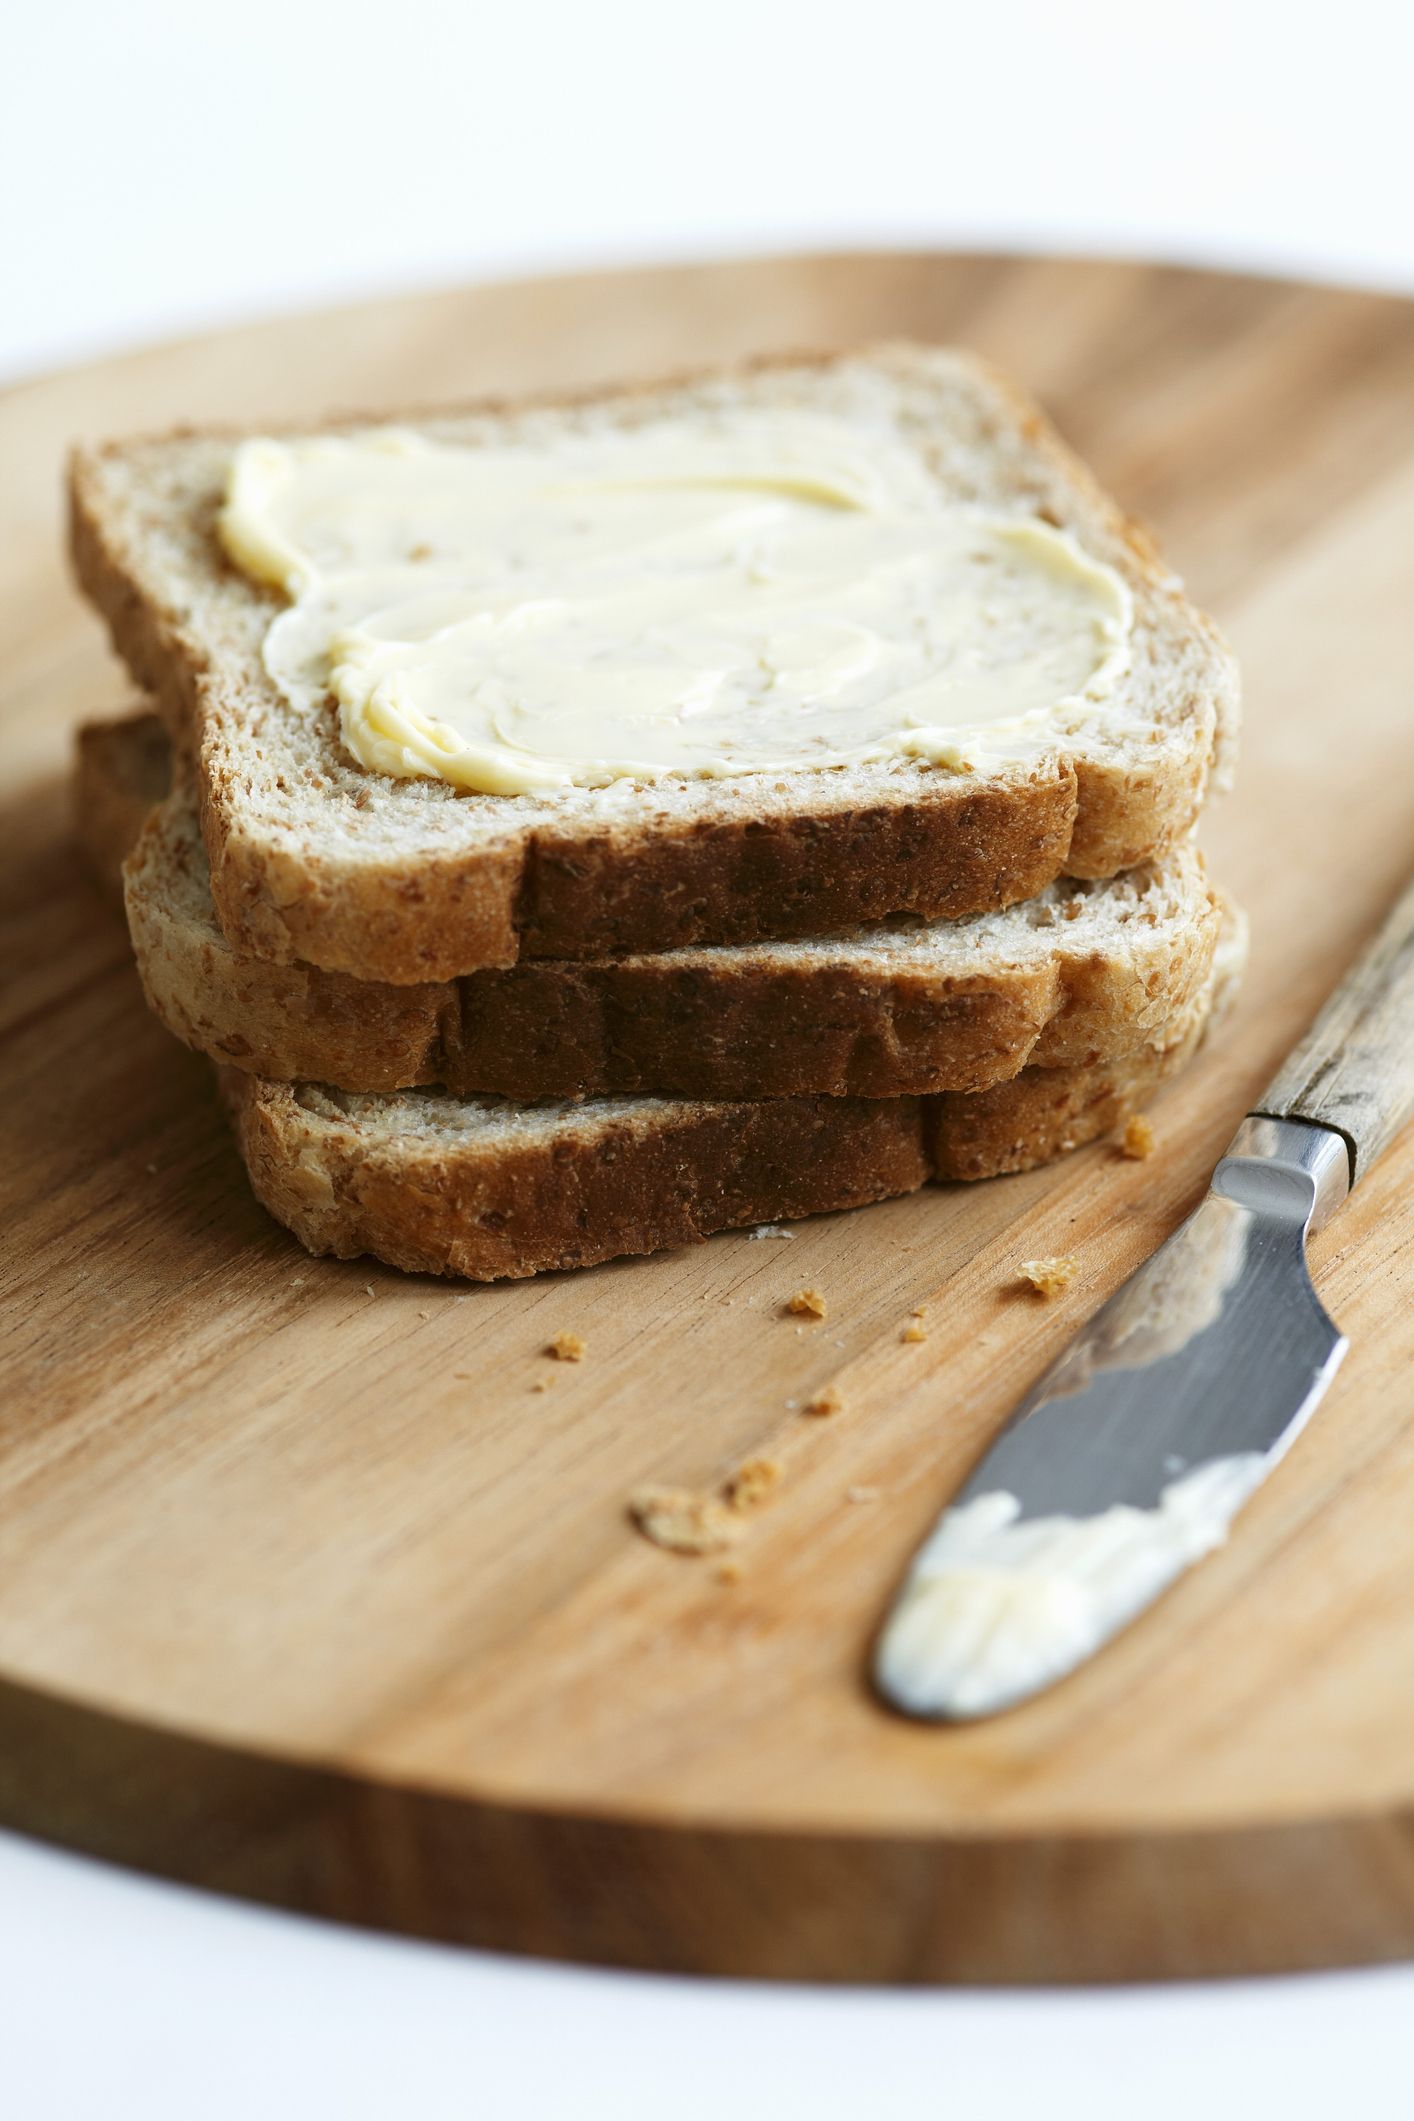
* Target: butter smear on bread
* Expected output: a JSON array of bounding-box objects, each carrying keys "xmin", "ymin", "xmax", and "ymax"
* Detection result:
[{"xmin": 219, "ymin": 416, "xmax": 1133, "ymax": 798}]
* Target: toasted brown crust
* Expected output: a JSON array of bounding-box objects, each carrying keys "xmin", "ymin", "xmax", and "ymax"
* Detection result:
[
  {"xmin": 506, "ymin": 770, "xmax": 1081, "ymax": 961},
  {"xmin": 68, "ymin": 344, "xmax": 1239, "ymax": 985},
  {"xmin": 446, "ymin": 951, "xmax": 1055, "ymax": 1100},
  {"xmin": 223, "ymin": 922, "xmax": 1235, "ymax": 1284},
  {"xmin": 225, "ymin": 1080, "xmax": 934, "ymax": 1282},
  {"xmin": 82, "ymin": 714, "xmax": 1222, "ymax": 1102},
  {"xmin": 925, "ymin": 1023, "xmax": 1204, "ymax": 1181},
  {"xmin": 222, "ymin": 1006, "xmax": 1208, "ymax": 1283}
]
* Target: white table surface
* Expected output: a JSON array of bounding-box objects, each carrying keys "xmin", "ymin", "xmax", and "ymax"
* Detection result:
[{"xmin": 6, "ymin": 2, "xmax": 1414, "ymax": 2111}]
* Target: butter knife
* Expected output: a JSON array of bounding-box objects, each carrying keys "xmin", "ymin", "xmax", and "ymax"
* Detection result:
[{"xmin": 875, "ymin": 871, "xmax": 1414, "ymax": 1721}]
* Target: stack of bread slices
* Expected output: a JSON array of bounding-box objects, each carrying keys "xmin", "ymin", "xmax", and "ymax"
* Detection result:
[{"xmin": 68, "ymin": 344, "xmax": 1242, "ymax": 1282}]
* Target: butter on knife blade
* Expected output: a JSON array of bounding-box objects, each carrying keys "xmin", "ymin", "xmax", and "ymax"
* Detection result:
[{"xmin": 876, "ymin": 1453, "xmax": 1268, "ymax": 1719}]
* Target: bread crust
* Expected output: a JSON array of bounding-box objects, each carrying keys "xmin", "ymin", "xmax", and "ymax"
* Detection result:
[
  {"xmin": 68, "ymin": 344, "xmax": 1239, "ymax": 984},
  {"xmin": 84, "ymin": 714, "xmax": 1222, "ymax": 1102},
  {"xmin": 223, "ymin": 1011, "xmax": 1209, "ymax": 1283},
  {"xmin": 226, "ymin": 1081, "xmax": 933, "ymax": 1282},
  {"xmin": 926, "ymin": 1027, "xmax": 1202, "ymax": 1181}
]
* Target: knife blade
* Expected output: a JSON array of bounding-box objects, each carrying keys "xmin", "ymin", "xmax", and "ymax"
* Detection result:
[{"xmin": 875, "ymin": 868, "xmax": 1414, "ymax": 1722}]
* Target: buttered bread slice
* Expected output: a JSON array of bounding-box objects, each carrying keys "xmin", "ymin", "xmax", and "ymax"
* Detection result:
[
  {"xmin": 82, "ymin": 711, "xmax": 1225, "ymax": 1104},
  {"xmin": 70, "ymin": 345, "xmax": 1238, "ymax": 985}
]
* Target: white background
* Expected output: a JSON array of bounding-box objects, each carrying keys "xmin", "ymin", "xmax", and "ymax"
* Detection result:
[
  {"xmin": 5, "ymin": 0, "xmax": 1414, "ymax": 382},
  {"xmin": 5, "ymin": 2, "xmax": 1414, "ymax": 2113}
]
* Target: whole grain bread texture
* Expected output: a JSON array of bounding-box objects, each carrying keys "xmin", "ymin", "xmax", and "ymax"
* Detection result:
[
  {"xmin": 228, "ymin": 908, "xmax": 1246, "ymax": 1283},
  {"xmin": 86, "ymin": 711, "xmax": 1226, "ymax": 1101},
  {"xmin": 69, "ymin": 344, "xmax": 1239, "ymax": 985},
  {"xmin": 222, "ymin": 953, "xmax": 1233, "ymax": 1282}
]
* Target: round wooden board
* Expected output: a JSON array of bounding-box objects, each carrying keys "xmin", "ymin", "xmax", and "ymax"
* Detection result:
[{"xmin": 5, "ymin": 253, "xmax": 1414, "ymax": 1985}]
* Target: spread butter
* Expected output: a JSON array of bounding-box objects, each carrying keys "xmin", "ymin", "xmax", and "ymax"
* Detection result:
[{"xmin": 219, "ymin": 417, "xmax": 1134, "ymax": 797}]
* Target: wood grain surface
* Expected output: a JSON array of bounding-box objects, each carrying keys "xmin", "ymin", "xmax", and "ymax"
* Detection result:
[{"xmin": 4, "ymin": 253, "xmax": 1414, "ymax": 1985}]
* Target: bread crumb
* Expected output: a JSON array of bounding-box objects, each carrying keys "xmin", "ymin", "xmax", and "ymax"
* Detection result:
[
  {"xmin": 901, "ymin": 1321, "xmax": 928, "ymax": 1343},
  {"xmin": 911, "ymin": 1303, "xmax": 928, "ymax": 1317},
  {"xmin": 628, "ymin": 1486, "xmax": 746, "ymax": 1556},
  {"xmin": 628, "ymin": 1448, "xmax": 784, "ymax": 1565},
  {"xmin": 748, "ymin": 1224, "xmax": 795, "ymax": 1241},
  {"xmin": 1018, "ymin": 1255, "xmax": 1080, "ymax": 1298},
  {"xmin": 786, "ymin": 1287, "xmax": 827, "ymax": 1319},
  {"xmin": 847, "ymin": 1485, "xmax": 882, "ymax": 1505},
  {"xmin": 363, "ymin": 1283, "xmax": 376, "ymax": 1298},
  {"xmin": 714, "ymin": 1557, "xmax": 746, "ymax": 1585},
  {"xmin": 804, "ymin": 1386, "xmax": 844, "ymax": 1418},
  {"xmin": 417, "ymin": 1308, "xmax": 430, "ymax": 1319},
  {"xmin": 726, "ymin": 1456, "xmax": 782, "ymax": 1512},
  {"xmin": 547, "ymin": 1330, "xmax": 586, "ymax": 1361},
  {"xmin": 1121, "ymin": 1113, "xmax": 1156, "ymax": 1160},
  {"xmin": 530, "ymin": 1377, "xmax": 552, "ymax": 1393}
]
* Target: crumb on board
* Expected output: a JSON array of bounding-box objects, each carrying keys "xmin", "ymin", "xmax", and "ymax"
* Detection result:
[
  {"xmin": 629, "ymin": 1452, "xmax": 783, "ymax": 1559},
  {"xmin": 547, "ymin": 1330, "xmax": 586, "ymax": 1361},
  {"xmin": 1017, "ymin": 1254, "xmax": 1080, "ymax": 1299},
  {"xmin": 749, "ymin": 1223, "xmax": 795, "ymax": 1241},
  {"xmin": 726, "ymin": 1456, "xmax": 782, "ymax": 1511},
  {"xmin": 786, "ymin": 1287, "xmax": 828, "ymax": 1320},
  {"xmin": 847, "ymin": 1485, "xmax": 882, "ymax": 1505},
  {"xmin": 1120, "ymin": 1113, "xmax": 1156, "ymax": 1160},
  {"xmin": 417, "ymin": 1308, "xmax": 430, "ymax": 1319},
  {"xmin": 628, "ymin": 1485, "xmax": 747, "ymax": 1556},
  {"xmin": 714, "ymin": 1557, "xmax": 746, "ymax": 1585},
  {"xmin": 363, "ymin": 1283, "xmax": 376, "ymax": 1298},
  {"xmin": 530, "ymin": 1377, "xmax": 552, "ymax": 1393},
  {"xmin": 911, "ymin": 1303, "xmax": 927, "ymax": 1317},
  {"xmin": 901, "ymin": 1321, "xmax": 928, "ymax": 1343},
  {"xmin": 804, "ymin": 1386, "xmax": 844, "ymax": 1419}
]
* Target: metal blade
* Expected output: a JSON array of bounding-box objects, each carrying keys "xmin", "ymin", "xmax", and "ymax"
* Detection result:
[{"xmin": 875, "ymin": 1115, "xmax": 1351, "ymax": 1721}]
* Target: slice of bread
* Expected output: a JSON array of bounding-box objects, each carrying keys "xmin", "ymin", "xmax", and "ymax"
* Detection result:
[
  {"xmin": 222, "ymin": 992, "xmax": 1218, "ymax": 1281},
  {"xmin": 84, "ymin": 711, "xmax": 1225, "ymax": 1101},
  {"xmin": 226, "ymin": 909, "xmax": 1244, "ymax": 1284},
  {"xmin": 69, "ymin": 344, "xmax": 1239, "ymax": 986},
  {"xmin": 72, "ymin": 716, "xmax": 1244, "ymax": 1282}
]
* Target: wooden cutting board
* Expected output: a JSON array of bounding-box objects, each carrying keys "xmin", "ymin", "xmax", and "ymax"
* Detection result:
[{"xmin": 4, "ymin": 253, "xmax": 1414, "ymax": 1986}]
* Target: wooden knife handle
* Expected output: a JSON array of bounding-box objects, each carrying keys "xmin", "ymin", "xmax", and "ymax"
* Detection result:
[{"xmin": 1257, "ymin": 871, "xmax": 1414, "ymax": 1184}]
